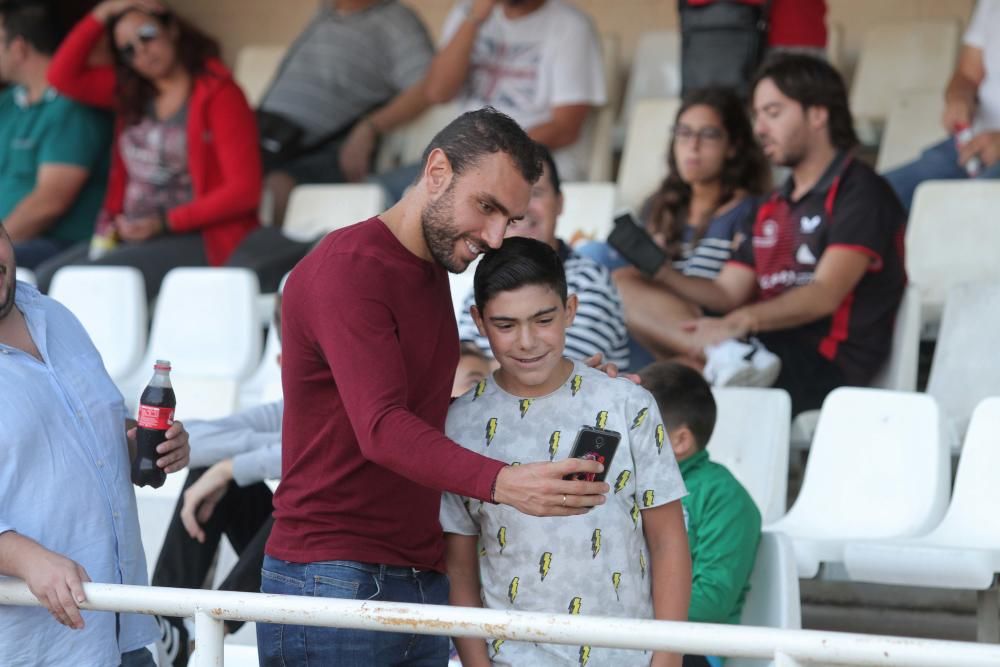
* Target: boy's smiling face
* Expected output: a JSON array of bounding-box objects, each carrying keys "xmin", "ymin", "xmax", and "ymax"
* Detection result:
[{"xmin": 472, "ymin": 284, "xmax": 577, "ymax": 398}]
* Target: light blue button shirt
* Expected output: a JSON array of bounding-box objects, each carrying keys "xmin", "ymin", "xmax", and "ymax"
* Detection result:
[{"xmin": 0, "ymin": 283, "xmax": 157, "ymax": 666}]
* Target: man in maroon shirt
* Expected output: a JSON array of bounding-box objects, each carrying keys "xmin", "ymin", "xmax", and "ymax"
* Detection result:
[{"xmin": 257, "ymin": 108, "xmax": 611, "ymax": 666}]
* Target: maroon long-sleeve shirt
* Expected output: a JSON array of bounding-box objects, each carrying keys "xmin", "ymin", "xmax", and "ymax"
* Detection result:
[{"xmin": 267, "ymin": 218, "xmax": 506, "ymax": 571}]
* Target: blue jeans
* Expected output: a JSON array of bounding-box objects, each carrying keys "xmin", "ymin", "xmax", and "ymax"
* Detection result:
[
  {"xmin": 120, "ymin": 647, "xmax": 156, "ymax": 667},
  {"xmin": 883, "ymin": 137, "xmax": 1000, "ymax": 212},
  {"xmin": 257, "ymin": 556, "xmax": 450, "ymax": 667}
]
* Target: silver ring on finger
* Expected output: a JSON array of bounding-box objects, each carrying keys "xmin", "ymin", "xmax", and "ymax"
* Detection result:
[{"xmin": 561, "ymin": 494, "xmax": 567, "ymax": 506}]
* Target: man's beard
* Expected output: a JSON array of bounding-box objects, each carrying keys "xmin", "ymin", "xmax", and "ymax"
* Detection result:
[
  {"xmin": 0, "ymin": 265, "xmax": 16, "ymax": 321},
  {"xmin": 421, "ymin": 184, "xmax": 468, "ymax": 274}
]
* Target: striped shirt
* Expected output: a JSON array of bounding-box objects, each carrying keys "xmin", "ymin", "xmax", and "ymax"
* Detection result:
[
  {"xmin": 458, "ymin": 244, "xmax": 631, "ymax": 370},
  {"xmin": 670, "ymin": 197, "xmax": 757, "ymax": 280},
  {"xmin": 260, "ymin": 1, "xmax": 433, "ymax": 142}
]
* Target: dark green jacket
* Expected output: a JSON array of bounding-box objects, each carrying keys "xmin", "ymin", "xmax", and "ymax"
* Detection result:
[{"xmin": 680, "ymin": 449, "xmax": 762, "ymax": 624}]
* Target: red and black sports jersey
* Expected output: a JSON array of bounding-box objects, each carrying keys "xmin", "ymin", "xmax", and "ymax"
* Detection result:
[{"xmin": 731, "ymin": 153, "xmax": 906, "ymax": 385}]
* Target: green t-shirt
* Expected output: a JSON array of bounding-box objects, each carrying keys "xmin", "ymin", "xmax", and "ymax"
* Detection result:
[{"xmin": 0, "ymin": 86, "xmax": 112, "ymax": 242}]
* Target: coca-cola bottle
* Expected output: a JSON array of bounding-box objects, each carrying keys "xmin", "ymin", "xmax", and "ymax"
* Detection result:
[{"xmin": 132, "ymin": 360, "xmax": 176, "ymax": 488}]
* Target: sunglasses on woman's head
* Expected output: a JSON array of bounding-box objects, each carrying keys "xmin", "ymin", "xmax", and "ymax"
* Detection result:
[{"xmin": 117, "ymin": 23, "xmax": 160, "ymax": 63}]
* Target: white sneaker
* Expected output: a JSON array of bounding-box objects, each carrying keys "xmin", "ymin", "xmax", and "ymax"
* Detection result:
[{"xmin": 704, "ymin": 337, "xmax": 782, "ymax": 387}]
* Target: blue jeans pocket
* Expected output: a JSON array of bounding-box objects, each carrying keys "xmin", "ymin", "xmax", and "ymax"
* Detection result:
[
  {"xmin": 312, "ymin": 566, "xmax": 381, "ymax": 601},
  {"xmin": 261, "ymin": 567, "xmax": 305, "ymax": 593}
]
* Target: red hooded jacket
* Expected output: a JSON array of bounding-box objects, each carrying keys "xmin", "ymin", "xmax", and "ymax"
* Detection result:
[{"xmin": 48, "ymin": 14, "xmax": 260, "ymax": 266}]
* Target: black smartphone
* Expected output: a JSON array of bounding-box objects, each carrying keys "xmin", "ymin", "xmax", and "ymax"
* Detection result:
[
  {"xmin": 606, "ymin": 211, "xmax": 668, "ymax": 277},
  {"xmin": 562, "ymin": 426, "xmax": 621, "ymax": 482}
]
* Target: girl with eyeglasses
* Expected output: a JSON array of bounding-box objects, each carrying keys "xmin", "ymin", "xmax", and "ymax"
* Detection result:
[
  {"xmin": 578, "ymin": 87, "xmax": 770, "ymax": 366},
  {"xmin": 38, "ymin": 0, "xmax": 260, "ymax": 301}
]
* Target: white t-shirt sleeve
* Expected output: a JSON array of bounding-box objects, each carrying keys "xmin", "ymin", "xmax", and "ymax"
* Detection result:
[
  {"xmin": 440, "ymin": 491, "xmax": 480, "ymax": 535},
  {"xmin": 440, "ymin": 0, "xmax": 472, "ymax": 47},
  {"xmin": 964, "ymin": 0, "xmax": 994, "ymax": 48},
  {"xmin": 548, "ymin": 9, "xmax": 607, "ymax": 108},
  {"xmin": 627, "ymin": 390, "xmax": 687, "ymax": 511}
]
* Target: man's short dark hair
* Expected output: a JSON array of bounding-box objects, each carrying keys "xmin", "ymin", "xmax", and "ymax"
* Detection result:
[
  {"xmin": 0, "ymin": 1, "xmax": 61, "ymax": 56},
  {"xmin": 639, "ymin": 361, "xmax": 717, "ymax": 449},
  {"xmin": 752, "ymin": 53, "xmax": 859, "ymax": 151},
  {"xmin": 537, "ymin": 143, "xmax": 561, "ymax": 195},
  {"xmin": 421, "ymin": 106, "xmax": 544, "ymax": 186},
  {"xmin": 473, "ymin": 236, "xmax": 567, "ymax": 312}
]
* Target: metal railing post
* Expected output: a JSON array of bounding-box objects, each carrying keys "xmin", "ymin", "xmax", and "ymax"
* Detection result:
[{"xmin": 192, "ymin": 610, "xmax": 225, "ymax": 667}]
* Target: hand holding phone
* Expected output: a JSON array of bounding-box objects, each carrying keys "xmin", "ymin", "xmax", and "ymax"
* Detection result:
[
  {"xmin": 563, "ymin": 426, "xmax": 621, "ymax": 482},
  {"xmin": 607, "ymin": 212, "xmax": 668, "ymax": 277}
]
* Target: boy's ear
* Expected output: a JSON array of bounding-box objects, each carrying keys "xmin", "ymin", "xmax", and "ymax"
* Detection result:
[
  {"xmin": 669, "ymin": 425, "xmax": 698, "ymax": 460},
  {"xmin": 563, "ymin": 293, "xmax": 578, "ymax": 327},
  {"xmin": 471, "ymin": 304, "xmax": 487, "ymax": 337}
]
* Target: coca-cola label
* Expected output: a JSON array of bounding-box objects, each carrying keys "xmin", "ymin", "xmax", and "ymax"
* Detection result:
[{"xmin": 138, "ymin": 405, "xmax": 175, "ymax": 430}]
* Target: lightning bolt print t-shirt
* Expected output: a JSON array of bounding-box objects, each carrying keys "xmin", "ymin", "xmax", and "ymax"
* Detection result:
[{"xmin": 441, "ymin": 361, "xmax": 687, "ymax": 666}]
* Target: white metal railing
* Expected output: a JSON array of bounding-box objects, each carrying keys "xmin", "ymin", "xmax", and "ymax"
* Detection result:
[{"xmin": 2, "ymin": 579, "xmax": 999, "ymax": 667}]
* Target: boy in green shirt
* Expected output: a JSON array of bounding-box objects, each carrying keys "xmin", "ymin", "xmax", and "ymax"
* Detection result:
[{"xmin": 640, "ymin": 362, "xmax": 762, "ymax": 667}]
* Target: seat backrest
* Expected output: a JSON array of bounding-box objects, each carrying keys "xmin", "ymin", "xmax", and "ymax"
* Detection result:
[
  {"xmin": 398, "ymin": 103, "xmax": 464, "ymax": 166},
  {"xmin": 619, "ymin": 31, "xmax": 681, "ymax": 137},
  {"xmin": 587, "ymin": 33, "xmax": 621, "ymax": 183},
  {"xmin": 906, "ymin": 181, "xmax": 1000, "ymax": 330},
  {"xmin": 707, "ymin": 388, "xmax": 791, "ymax": 523},
  {"xmin": 617, "ymin": 97, "xmax": 679, "ymax": 211},
  {"xmin": 449, "ymin": 256, "xmax": 481, "ymax": 323},
  {"xmin": 740, "ymin": 532, "xmax": 802, "ymax": 628},
  {"xmin": 849, "ymin": 20, "xmax": 960, "ymax": 126},
  {"xmin": 926, "ymin": 281, "xmax": 1000, "ymax": 440},
  {"xmin": 875, "ymin": 88, "xmax": 947, "ymax": 172},
  {"xmin": 784, "ymin": 388, "xmax": 949, "ymax": 537},
  {"xmin": 870, "ymin": 284, "xmax": 921, "ymax": 392},
  {"xmin": 169, "ymin": 375, "xmax": 239, "ymax": 421},
  {"xmin": 238, "ymin": 321, "xmax": 283, "ymax": 410},
  {"xmin": 143, "ymin": 268, "xmax": 261, "ymax": 383},
  {"xmin": 283, "ymin": 184, "xmax": 385, "ymax": 242},
  {"xmin": 233, "ymin": 45, "xmax": 286, "ymax": 106},
  {"xmin": 556, "ymin": 182, "xmax": 617, "ymax": 244},
  {"xmin": 49, "ymin": 266, "xmax": 147, "ymax": 383},
  {"xmin": 933, "ymin": 397, "xmax": 1000, "ymax": 544},
  {"xmin": 16, "ymin": 268, "xmax": 36, "ymax": 286}
]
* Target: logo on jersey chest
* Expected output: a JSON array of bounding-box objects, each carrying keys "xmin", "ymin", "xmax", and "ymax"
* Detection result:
[
  {"xmin": 752, "ymin": 219, "xmax": 780, "ymax": 248},
  {"xmin": 800, "ymin": 215, "xmax": 822, "ymax": 234}
]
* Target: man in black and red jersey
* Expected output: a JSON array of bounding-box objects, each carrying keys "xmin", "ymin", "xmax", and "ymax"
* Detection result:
[{"xmin": 646, "ymin": 54, "xmax": 906, "ymax": 414}]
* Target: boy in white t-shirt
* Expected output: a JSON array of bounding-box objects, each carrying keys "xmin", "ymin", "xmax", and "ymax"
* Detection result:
[{"xmin": 441, "ymin": 237, "xmax": 690, "ymax": 667}]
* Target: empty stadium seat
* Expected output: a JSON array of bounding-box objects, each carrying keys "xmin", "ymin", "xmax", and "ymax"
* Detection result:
[
  {"xmin": 728, "ymin": 533, "xmax": 802, "ymax": 667},
  {"xmin": 556, "ymin": 182, "xmax": 617, "ymax": 244},
  {"xmin": 708, "ymin": 388, "xmax": 791, "ymax": 524},
  {"xmin": 16, "ymin": 268, "xmax": 35, "ymax": 286},
  {"xmin": 766, "ymin": 388, "xmax": 950, "ymax": 578},
  {"xmin": 844, "ymin": 397, "xmax": 1000, "ymax": 640},
  {"xmin": 849, "ymin": 20, "xmax": 960, "ymax": 141},
  {"xmin": 119, "ymin": 268, "xmax": 261, "ymax": 416},
  {"xmin": 135, "ymin": 469, "xmax": 188, "ymax": 578},
  {"xmin": 616, "ymin": 30, "xmax": 681, "ymax": 148},
  {"xmin": 239, "ymin": 274, "xmax": 287, "ymax": 411},
  {"xmin": 283, "ymin": 183, "xmax": 386, "ymax": 242},
  {"xmin": 49, "ymin": 266, "xmax": 147, "ymax": 384},
  {"xmin": 450, "ymin": 256, "xmax": 481, "ymax": 323},
  {"xmin": 875, "ymin": 89, "xmax": 946, "ymax": 173},
  {"xmin": 233, "ymin": 45, "xmax": 286, "ymax": 106},
  {"xmin": 907, "ymin": 181, "xmax": 1000, "ymax": 334},
  {"xmin": 617, "ymin": 97, "xmax": 680, "ymax": 211},
  {"xmin": 376, "ymin": 103, "xmax": 463, "ymax": 173},
  {"xmin": 587, "ymin": 33, "xmax": 621, "ymax": 183},
  {"xmin": 926, "ymin": 281, "xmax": 1000, "ymax": 447}
]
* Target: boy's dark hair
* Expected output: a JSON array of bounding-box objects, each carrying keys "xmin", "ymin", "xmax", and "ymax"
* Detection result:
[
  {"xmin": 473, "ymin": 236, "xmax": 567, "ymax": 312},
  {"xmin": 0, "ymin": 1, "xmax": 61, "ymax": 55},
  {"xmin": 639, "ymin": 361, "xmax": 717, "ymax": 449},
  {"xmin": 421, "ymin": 107, "xmax": 544, "ymax": 186},
  {"xmin": 536, "ymin": 143, "xmax": 561, "ymax": 195},
  {"xmin": 752, "ymin": 53, "xmax": 859, "ymax": 151}
]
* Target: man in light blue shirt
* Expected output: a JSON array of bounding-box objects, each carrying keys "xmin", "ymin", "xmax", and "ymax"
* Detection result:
[{"xmin": 0, "ymin": 221, "xmax": 191, "ymax": 666}]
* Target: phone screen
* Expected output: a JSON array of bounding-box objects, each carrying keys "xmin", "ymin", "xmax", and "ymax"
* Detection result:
[{"xmin": 563, "ymin": 427, "xmax": 621, "ymax": 482}]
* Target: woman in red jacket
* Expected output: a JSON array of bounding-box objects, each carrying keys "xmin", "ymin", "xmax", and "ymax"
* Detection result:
[{"xmin": 37, "ymin": 0, "xmax": 260, "ymax": 300}]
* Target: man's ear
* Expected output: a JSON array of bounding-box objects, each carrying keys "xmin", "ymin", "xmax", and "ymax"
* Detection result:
[
  {"xmin": 423, "ymin": 148, "xmax": 454, "ymax": 198},
  {"xmin": 669, "ymin": 425, "xmax": 698, "ymax": 460},
  {"xmin": 471, "ymin": 304, "xmax": 487, "ymax": 337},
  {"xmin": 807, "ymin": 105, "xmax": 829, "ymax": 134},
  {"xmin": 554, "ymin": 191, "xmax": 565, "ymax": 218}
]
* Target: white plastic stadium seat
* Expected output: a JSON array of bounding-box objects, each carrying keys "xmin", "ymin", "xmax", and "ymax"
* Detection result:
[
  {"xmin": 16, "ymin": 267, "xmax": 35, "ymax": 286},
  {"xmin": 849, "ymin": 20, "xmax": 960, "ymax": 139},
  {"xmin": 384, "ymin": 102, "xmax": 464, "ymax": 170},
  {"xmin": 707, "ymin": 388, "xmax": 791, "ymax": 524},
  {"xmin": 728, "ymin": 533, "xmax": 802, "ymax": 667},
  {"xmin": 587, "ymin": 34, "xmax": 621, "ymax": 182},
  {"xmin": 49, "ymin": 266, "xmax": 147, "ymax": 384},
  {"xmin": 926, "ymin": 281, "xmax": 1000, "ymax": 447},
  {"xmin": 233, "ymin": 45, "xmax": 286, "ymax": 107},
  {"xmin": 875, "ymin": 88, "xmax": 946, "ymax": 172},
  {"xmin": 450, "ymin": 255, "xmax": 481, "ymax": 324},
  {"xmin": 556, "ymin": 182, "xmax": 617, "ymax": 245},
  {"xmin": 617, "ymin": 97, "xmax": 680, "ymax": 212},
  {"xmin": 239, "ymin": 275, "xmax": 289, "ymax": 410},
  {"xmin": 766, "ymin": 388, "xmax": 950, "ymax": 578},
  {"xmin": 135, "ymin": 469, "xmax": 188, "ymax": 577},
  {"xmin": 119, "ymin": 268, "xmax": 261, "ymax": 416},
  {"xmin": 616, "ymin": 31, "xmax": 681, "ymax": 148},
  {"xmin": 283, "ymin": 183, "xmax": 386, "ymax": 242},
  {"xmin": 907, "ymin": 181, "xmax": 1000, "ymax": 335}
]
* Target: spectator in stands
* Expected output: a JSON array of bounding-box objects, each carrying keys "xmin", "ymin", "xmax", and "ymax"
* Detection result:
[
  {"xmin": 0, "ymin": 2, "xmax": 112, "ymax": 269},
  {"xmin": 458, "ymin": 145, "xmax": 630, "ymax": 369},
  {"xmin": 452, "ymin": 341, "xmax": 491, "ymax": 397},
  {"xmin": 0, "ymin": 220, "xmax": 190, "ymax": 667},
  {"xmin": 258, "ymin": 108, "xmax": 611, "ymax": 665},
  {"xmin": 259, "ymin": 0, "xmax": 436, "ymax": 225},
  {"xmin": 36, "ymin": 0, "xmax": 260, "ymax": 301},
  {"xmin": 579, "ymin": 87, "xmax": 769, "ymax": 368},
  {"xmin": 645, "ymin": 55, "xmax": 906, "ymax": 415},
  {"xmin": 640, "ymin": 361, "xmax": 762, "ymax": 667},
  {"xmin": 443, "ymin": 237, "xmax": 690, "ymax": 667},
  {"xmin": 150, "ymin": 293, "xmax": 284, "ymax": 667},
  {"xmin": 883, "ymin": 0, "xmax": 1000, "ymax": 212},
  {"xmin": 379, "ymin": 0, "xmax": 606, "ymax": 201}
]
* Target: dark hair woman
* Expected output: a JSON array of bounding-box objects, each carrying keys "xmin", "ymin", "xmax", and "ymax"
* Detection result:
[{"xmin": 38, "ymin": 0, "xmax": 260, "ymax": 300}]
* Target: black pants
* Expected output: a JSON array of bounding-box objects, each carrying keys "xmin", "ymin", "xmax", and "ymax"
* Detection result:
[
  {"xmin": 759, "ymin": 331, "xmax": 848, "ymax": 416},
  {"xmin": 683, "ymin": 656, "xmax": 713, "ymax": 667},
  {"xmin": 151, "ymin": 467, "xmax": 274, "ymax": 637}
]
